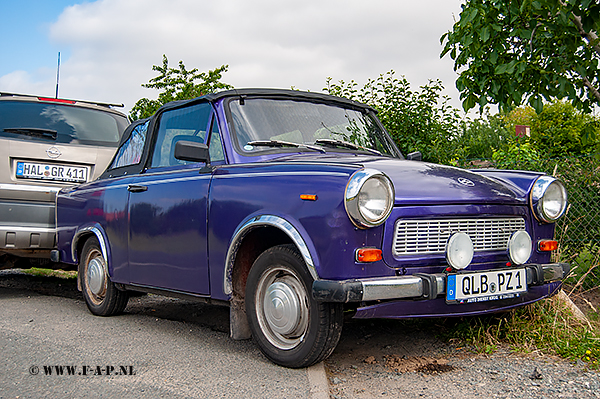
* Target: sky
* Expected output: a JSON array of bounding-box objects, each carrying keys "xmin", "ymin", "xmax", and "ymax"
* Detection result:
[{"xmin": 0, "ymin": 0, "xmax": 465, "ymax": 115}]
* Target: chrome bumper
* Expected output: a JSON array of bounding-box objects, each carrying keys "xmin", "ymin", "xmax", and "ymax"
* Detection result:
[{"xmin": 312, "ymin": 263, "xmax": 570, "ymax": 303}]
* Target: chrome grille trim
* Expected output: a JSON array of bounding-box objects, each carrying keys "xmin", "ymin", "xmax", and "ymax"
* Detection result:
[{"xmin": 393, "ymin": 218, "xmax": 526, "ymax": 256}]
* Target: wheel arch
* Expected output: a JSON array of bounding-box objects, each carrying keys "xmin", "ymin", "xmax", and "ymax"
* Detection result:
[
  {"xmin": 72, "ymin": 225, "xmax": 110, "ymax": 290},
  {"xmin": 224, "ymin": 215, "xmax": 319, "ymax": 296},
  {"xmin": 224, "ymin": 215, "xmax": 319, "ymax": 340}
]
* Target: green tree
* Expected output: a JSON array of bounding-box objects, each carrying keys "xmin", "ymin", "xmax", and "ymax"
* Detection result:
[
  {"xmin": 441, "ymin": 0, "xmax": 600, "ymax": 113},
  {"xmin": 324, "ymin": 71, "xmax": 463, "ymax": 163},
  {"xmin": 130, "ymin": 55, "xmax": 233, "ymax": 120}
]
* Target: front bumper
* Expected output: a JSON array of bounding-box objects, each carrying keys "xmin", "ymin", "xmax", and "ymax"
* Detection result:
[{"xmin": 312, "ymin": 263, "xmax": 570, "ymax": 303}]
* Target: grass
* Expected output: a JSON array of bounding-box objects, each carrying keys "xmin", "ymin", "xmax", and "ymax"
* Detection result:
[
  {"xmin": 21, "ymin": 267, "xmax": 77, "ymax": 279},
  {"xmin": 441, "ymin": 294, "xmax": 600, "ymax": 369}
]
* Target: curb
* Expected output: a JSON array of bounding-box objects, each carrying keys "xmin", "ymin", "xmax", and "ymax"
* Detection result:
[{"xmin": 307, "ymin": 362, "xmax": 330, "ymax": 399}]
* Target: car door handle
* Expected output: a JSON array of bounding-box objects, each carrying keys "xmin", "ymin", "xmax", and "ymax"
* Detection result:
[{"xmin": 127, "ymin": 185, "xmax": 148, "ymax": 193}]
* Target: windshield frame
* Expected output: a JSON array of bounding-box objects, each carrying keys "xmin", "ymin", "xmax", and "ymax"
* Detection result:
[{"xmin": 223, "ymin": 96, "xmax": 402, "ymax": 159}]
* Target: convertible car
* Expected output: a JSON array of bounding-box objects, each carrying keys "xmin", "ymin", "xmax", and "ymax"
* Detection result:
[{"xmin": 54, "ymin": 89, "xmax": 569, "ymax": 368}]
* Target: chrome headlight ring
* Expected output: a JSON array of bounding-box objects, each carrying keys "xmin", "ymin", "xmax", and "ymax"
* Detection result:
[
  {"xmin": 531, "ymin": 176, "xmax": 568, "ymax": 223},
  {"xmin": 345, "ymin": 169, "xmax": 394, "ymax": 229}
]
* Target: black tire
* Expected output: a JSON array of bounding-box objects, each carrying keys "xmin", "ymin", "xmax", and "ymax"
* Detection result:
[
  {"xmin": 245, "ymin": 245, "xmax": 343, "ymax": 368},
  {"xmin": 79, "ymin": 237, "xmax": 129, "ymax": 316}
]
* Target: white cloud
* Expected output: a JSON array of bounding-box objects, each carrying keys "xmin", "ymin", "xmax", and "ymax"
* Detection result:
[{"xmin": 5, "ymin": 0, "xmax": 465, "ymax": 114}]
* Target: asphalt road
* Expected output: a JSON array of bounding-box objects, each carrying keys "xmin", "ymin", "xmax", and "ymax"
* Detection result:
[{"xmin": 0, "ymin": 270, "xmax": 327, "ymax": 399}]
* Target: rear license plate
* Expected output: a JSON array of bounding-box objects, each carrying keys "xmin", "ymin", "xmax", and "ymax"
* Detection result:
[
  {"xmin": 446, "ymin": 268, "xmax": 527, "ymax": 304},
  {"xmin": 16, "ymin": 161, "xmax": 88, "ymax": 183}
]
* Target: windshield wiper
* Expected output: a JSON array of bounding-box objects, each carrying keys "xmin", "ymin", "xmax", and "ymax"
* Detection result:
[
  {"xmin": 3, "ymin": 127, "xmax": 58, "ymax": 140},
  {"xmin": 247, "ymin": 140, "xmax": 326, "ymax": 153},
  {"xmin": 314, "ymin": 138, "xmax": 381, "ymax": 155}
]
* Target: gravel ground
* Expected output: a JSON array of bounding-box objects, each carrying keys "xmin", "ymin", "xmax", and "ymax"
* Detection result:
[
  {"xmin": 326, "ymin": 317, "xmax": 600, "ymax": 399},
  {"xmin": 328, "ymin": 349, "xmax": 599, "ymax": 398}
]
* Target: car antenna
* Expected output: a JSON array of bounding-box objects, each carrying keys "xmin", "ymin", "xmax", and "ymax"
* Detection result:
[{"xmin": 55, "ymin": 52, "xmax": 61, "ymax": 99}]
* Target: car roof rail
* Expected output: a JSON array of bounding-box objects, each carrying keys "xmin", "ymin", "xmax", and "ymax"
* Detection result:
[{"xmin": 0, "ymin": 91, "xmax": 125, "ymax": 109}]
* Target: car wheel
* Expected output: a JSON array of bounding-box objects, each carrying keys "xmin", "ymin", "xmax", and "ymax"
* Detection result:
[
  {"xmin": 80, "ymin": 237, "xmax": 129, "ymax": 316},
  {"xmin": 245, "ymin": 244, "xmax": 343, "ymax": 368}
]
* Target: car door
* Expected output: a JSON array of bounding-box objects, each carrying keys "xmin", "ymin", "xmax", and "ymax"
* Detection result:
[{"xmin": 127, "ymin": 102, "xmax": 213, "ymax": 295}]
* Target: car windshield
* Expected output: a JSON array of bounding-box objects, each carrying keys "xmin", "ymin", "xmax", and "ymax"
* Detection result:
[
  {"xmin": 0, "ymin": 101, "xmax": 128, "ymax": 146},
  {"xmin": 228, "ymin": 98, "xmax": 398, "ymax": 157}
]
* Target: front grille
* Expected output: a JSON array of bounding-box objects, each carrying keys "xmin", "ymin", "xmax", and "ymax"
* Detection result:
[{"xmin": 392, "ymin": 218, "xmax": 526, "ymax": 256}]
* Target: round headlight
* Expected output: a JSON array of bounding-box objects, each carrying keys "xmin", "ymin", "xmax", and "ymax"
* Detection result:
[
  {"xmin": 531, "ymin": 176, "xmax": 567, "ymax": 223},
  {"xmin": 345, "ymin": 169, "xmax": 394, "ymax": 228},
  {"xmin": 507, "ymin": 230, "xmax": 532, "ymax": 265},
  {"xmin": 446, "ymin": 232, "xmax": 474, "ymax": 270}
]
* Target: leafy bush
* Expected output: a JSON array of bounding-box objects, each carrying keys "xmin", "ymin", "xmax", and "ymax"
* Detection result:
[
  {"xmin": 452, "ymin": 114, "xmax": 512, "ymax": 162},
  {"xmin": 491, "ymin": 142, "xmax": 541, "ymax": 169},
  {"xmin": 501, "ymin": 101, "xmax": 600, "ymax": 158}
]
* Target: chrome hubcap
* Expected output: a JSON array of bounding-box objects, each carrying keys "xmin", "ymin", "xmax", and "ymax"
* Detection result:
[
  {"xmin": 265, "ymin": 281, "xmax": 301, "ymax": 335},
  {"xmin": 87, "ymin": 257, "xmax": 106, "ymax": 296},
  {"xmin": 85, "ymin": 248, "xmax": 107, "ymax": 306},
  {"xmin": 256, "ymin": 267, "xmax": 309, "ymax": 350}
]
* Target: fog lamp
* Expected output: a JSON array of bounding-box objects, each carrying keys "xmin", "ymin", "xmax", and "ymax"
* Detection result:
[
  {"xmin": 507, "ymin": 230, "xmax": 532, "ymax": 265},
  {"xmin": 446, "ymin": 232, "xmax": 473, "ymax": 270}
]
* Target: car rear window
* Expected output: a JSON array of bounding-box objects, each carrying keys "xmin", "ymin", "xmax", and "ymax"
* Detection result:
[{"xmin": 0, "ymin": 101, "xmax": 128, "ymax": 146}]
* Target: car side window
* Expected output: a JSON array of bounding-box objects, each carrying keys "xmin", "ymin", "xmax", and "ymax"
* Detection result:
[
  {"xmin": 208, "ymin": 115, "xmax": 225, "ymax": 163},
  {"xmin": 151, "ymin": 103, "xmax": 211, "ymax": 168},
  {"xmin": 111, "ymin": 120, "xmax": 149, "ymax": 169}
]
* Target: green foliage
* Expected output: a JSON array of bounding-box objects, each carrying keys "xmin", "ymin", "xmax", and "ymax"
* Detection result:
[
  {"xmin": 492, "ymin": 141, "xmax": 541, "ymax": 168},
  {"xmin": 441, "ymin": 0, "xmax": 600, "ymax": 113},
  {"xmin": 323, "ymin": 71, "xmax": 463, "ymax": 163},
  {"xmin": 565, "ymin": 244, "xmax": 600, "ymax": 288},
  {"xmin": 450, "ymin": 114, "xmax": 512, "ymax": 163},
  {"xmin": 531, "ymin": 101, "xmax": 599, "ymax": 156},
  {"xmin": 501, "ymin": 101, "xmax": 600, "ymax": 157},
  {"xmin": 130, "ymin": 55, "xmax": 233, "ymax": 120}
]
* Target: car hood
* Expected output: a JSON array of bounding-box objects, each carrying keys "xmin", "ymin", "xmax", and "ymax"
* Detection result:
[
  {"xmin": 363, "ymin": 158, "xmax": 525, "ymax": 205},
  {"xmin": 275, "ymin": 154, "xmax": 528, "ymax": 206}
]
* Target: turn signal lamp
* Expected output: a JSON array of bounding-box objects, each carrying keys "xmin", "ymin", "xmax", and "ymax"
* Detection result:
[
  {"xmin": 356, "ymin": 248, "xmax": 383, "ymax": 263},
  {"xmin": 538, "ymin": 240, "xmax": 558, "ymax": 252},
  {"xmin": 300, "ymin": 194, "xmax": 318, "ymax": 201}
]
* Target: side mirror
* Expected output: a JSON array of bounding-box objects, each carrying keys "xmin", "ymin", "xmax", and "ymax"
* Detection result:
[
  {"xmin": 406, "ymin": 151, "xmax": 422, "ymax": 161},
  {"xmin": 174, "ymin": 140, "xmax": 210, "ymax": 163}
]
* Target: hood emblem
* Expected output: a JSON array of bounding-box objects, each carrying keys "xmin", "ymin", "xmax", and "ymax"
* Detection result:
[
  {"xmin": 457, "ymin": 177, "xmax": 475, "ymax": 187},
  {"xmin": 46, "ymin": 146, "xmax": 62, "ymax": 159}
]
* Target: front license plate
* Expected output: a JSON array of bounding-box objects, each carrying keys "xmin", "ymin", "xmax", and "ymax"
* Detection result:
[
  {"xmin": 16, "ymin": 161, "xmax": 88, "ymax": 183},
  {"xmin": 446, "ymin": 268, "xmax": 527, "ymax": 304}
]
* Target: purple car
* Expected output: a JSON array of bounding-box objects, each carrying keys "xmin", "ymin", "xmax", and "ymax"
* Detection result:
[{"xmin": 54, "ymin": 89, "xmax": 569, "ymax": 368}]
